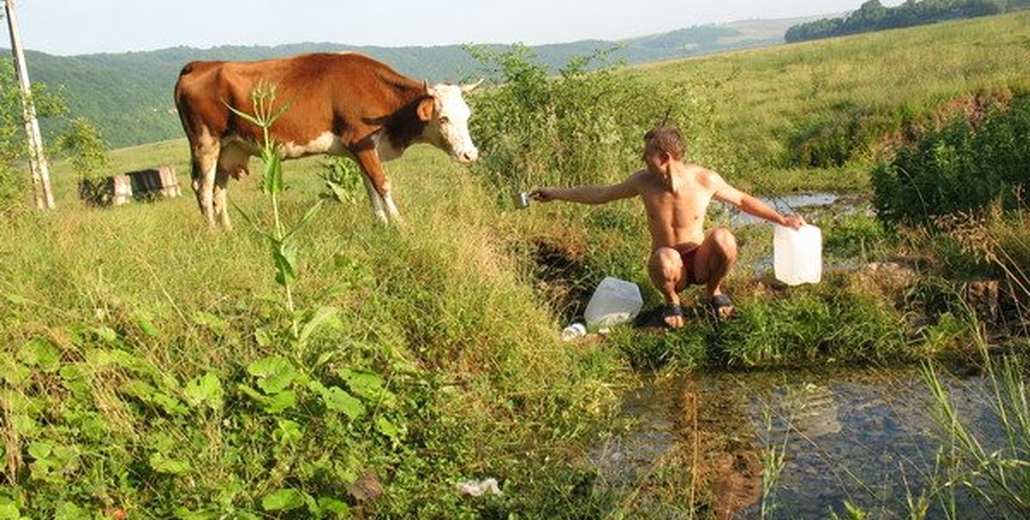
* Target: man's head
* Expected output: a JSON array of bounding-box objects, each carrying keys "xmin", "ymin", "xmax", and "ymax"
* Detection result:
[
  {"xmin": 643, "ymin": 126, "xmax": 685, "ymax": 160},
  {"xmin": 642, "ymin": 126, "xmax": 685, "ymax": 176}
]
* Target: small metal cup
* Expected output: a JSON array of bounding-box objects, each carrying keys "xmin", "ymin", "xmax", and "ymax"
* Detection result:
[{"xmin": 514, "ymin": 191, "xmax": 531, "ymax": 209}]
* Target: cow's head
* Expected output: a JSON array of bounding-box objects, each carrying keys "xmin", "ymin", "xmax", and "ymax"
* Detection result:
[{"xmin": 418, "ymin": 80, "xmax": 483, "ymax": 164}]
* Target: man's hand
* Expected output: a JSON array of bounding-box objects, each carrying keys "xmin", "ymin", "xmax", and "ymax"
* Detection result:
[
  {"xmin": 530, "ymin": 188, "xmax": 557, "ymax": 202},
  {"xmin": 782, "ymin": 215, "xmax": 806, "ymax": 230}
]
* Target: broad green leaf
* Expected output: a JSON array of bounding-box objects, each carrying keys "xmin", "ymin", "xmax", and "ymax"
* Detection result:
[
  {"xmin": 53, "ymin": 501, "xmax": 85, "ymax": 520},
  {"xmin": 1, "ymin": 359, "xmax": 32, "ymax": 387},
  {"xmin": 261, "ymin": 489, "xmax": 307, "ymax": 512},
  {"xmin": 27, "ymin": 441, "xmax": 53, "ymax": 461},
  {"xmin": 132, "ymin": 310, "xmax": 161, "ymax": 338},
  {"xmin": 106, "ymin": 349, "xmax": 149, "ymax": 373},
  {"xmin": 247, "ymin": 356, "xmax": 297, "ymax": 395},
  {"xmin": 152, "ymin": 393, "xmax": 189, "ymax": 417},
  {"xmin": 239, "ymin": 384, "xmax": 297, "ymax": 414},
  {"xmin": 95, "ymin": 325, "xmax": 119, "ymax": 343},
  {"xmin": 273, "ymin": 239, "xmax": 299, "ymax": 286},
  {"xmin": 339, "ymin": 368, "xmax": 394, "ymax": 405},
  {"xmin": 264, "ymin": 390, "xmax": 297, "ymax": 414},
  {"xmin": 0, "ymin": 501, "xmax": 21, "ymax": 520},
  {"xmin": 376, "ymin": 416, "xmax": 405, "ymax": 443},
  {"xmin": 274, "ymin": 419, "xmax": 303, "ymax": 444},
  {"xmin": 318, "ymin": 497, "xmax": 350, "ymax": 517},
  {"xmin": 149, "ymin": 452, "xmax": 191, "ymax": 474},
  {"xmin": 59, "ymin": 365, "xmax": 90, "ymax": 398},
  {"xmin": 17, "ymin": 339, "xmax": 61, "ymax": 372},
  {"xmin": 184, "ymin": 372, "xmax": 224, "ymax": 411},
  {"xmin": 192, "ymin": 311, "xmax": 229, "ymax": 334},
  {"xmin": 297, "ymin": 306, "xmax": 339, "ymax": 347},
  {"xmin": 118, "ymin": 379, "xmax": 156, "ymax": 401},
  {"xmin": 264, "ymin": 154, "xmax": 284, "ymax": 195},
  {"xmin": 171, "ymin": 507, "xmax": 219, "ymax": 520},
  {"xmin": 318, "ymin": 385, "xmax": 365, "ymax": 420},
  {"xmin": 254, "ymin": 327, "xmax": 273, "ymax": 348}
]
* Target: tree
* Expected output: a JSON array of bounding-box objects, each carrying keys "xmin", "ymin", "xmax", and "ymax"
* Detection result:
[
  {"xmin": 56, "ymin": 117, "xmax": 108, "ymax": 183},
  {"xmin": 0, "ymin": 60, "xmax": 65, "ymax": 213}
]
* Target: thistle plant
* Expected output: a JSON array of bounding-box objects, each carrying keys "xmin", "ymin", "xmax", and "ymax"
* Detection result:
[{"xmin": 227, "ymin": 82, "xmax": 324, "ymax": 338}]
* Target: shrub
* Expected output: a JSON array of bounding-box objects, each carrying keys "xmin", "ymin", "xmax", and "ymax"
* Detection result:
[
  {"xmin": 55, "ymin": 117, "xmax": 109, "ymax": 185},
  {"xmin": 318, "ymin": 156, "xmax": 364, "ymax": 204},
  {"xmin": 872, "ymin": 94, "xmax": 1030, "ymax": 228},
  {"xmin": 465, "ymin": 44, "xmax": 702, "ymax": 199}
]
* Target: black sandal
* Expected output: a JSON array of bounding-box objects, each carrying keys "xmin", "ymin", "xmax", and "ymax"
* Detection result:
[
  {"xmin": 709, "ymin": 293, "xmax": 735, "ymax": 320},
  {"xmin": 662, "ymin": 302, "xmax": 684, "ymax": 328}
]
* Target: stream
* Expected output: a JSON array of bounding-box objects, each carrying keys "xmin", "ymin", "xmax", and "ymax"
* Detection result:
[
  {"xmin": 592, "ymin": 365, "xmax": 1011, "ymax": 519},
  {"xmin": 589, "ymin": 192, "xmax": 1019, "ymax": 519}
]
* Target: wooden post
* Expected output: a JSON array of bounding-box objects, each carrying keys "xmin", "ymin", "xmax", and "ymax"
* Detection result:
[{"xmin": 5, "ymin": 0, "xmax": 54, "ymax": 209}]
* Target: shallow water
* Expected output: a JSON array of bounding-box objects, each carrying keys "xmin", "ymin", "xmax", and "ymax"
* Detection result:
[
  {"xmin": 592, "ymin": 365, "xmax": 1013, "ymax": 519},
  {"xmin": 729, "ymin": 192, "xmax": 842, "ymax": 226}
]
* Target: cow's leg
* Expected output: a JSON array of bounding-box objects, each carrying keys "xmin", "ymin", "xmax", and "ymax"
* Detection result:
[
  {"xmin": 213, "ymin": 169, "xmax": 233, "ymax": 230},
  {"xmin": 353, "ymin": 148, "xmax": 400, "ymax": 224},
  {"xmin": 190, "ymin": 136, "xmax": 220, "ymax": 228},
  {"xmin": 361, "ymin": 174, "xmax": 389, "ymax": 224}
]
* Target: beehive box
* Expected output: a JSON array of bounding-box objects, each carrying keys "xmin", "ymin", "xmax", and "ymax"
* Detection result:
[
  {"xmin": 80, "ymin": 166, "xmax": 181, "ymax": 206},
  {"xmin": 128, "ymin": 166, "xmax": 181, "ymax": 200}
]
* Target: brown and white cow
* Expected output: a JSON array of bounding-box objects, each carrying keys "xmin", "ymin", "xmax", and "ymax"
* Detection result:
[{"xmin": 173, "ymin": 52, "xmax": 481, "ymax": 227}]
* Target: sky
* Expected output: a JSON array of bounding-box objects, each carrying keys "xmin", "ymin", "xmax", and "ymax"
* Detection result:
[{"xmin": 14, "ymin": 0, "xmax": 905, "ymax": 56}]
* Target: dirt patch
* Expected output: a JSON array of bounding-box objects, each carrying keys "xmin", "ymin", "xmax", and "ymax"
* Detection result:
[{"xmin": 524, "ymin": 238, "xmax": 597, "ymax": 321}]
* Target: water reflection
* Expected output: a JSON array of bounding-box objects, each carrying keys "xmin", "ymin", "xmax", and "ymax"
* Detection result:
[{"xmin": 593, "ymin": 366, "xmax": 1006, "ymax": 519}]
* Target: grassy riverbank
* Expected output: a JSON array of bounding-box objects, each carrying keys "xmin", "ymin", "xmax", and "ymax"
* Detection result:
[
  {"xmin": 2, "ymin": 11, "xmax": 1028, "ymax": 519},
  {"xmin": 2, "ymin": 147, "xmax": 641, "ymax": 517}
]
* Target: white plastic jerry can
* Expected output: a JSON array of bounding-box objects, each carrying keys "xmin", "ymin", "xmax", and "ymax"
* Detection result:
[
  {"xmin": 584, "ymin": 276, "xmax": 644, "ymax": 331},
  {"xmin": 773, "ymin": 224, "xmax": 823, "ymax": 286}
]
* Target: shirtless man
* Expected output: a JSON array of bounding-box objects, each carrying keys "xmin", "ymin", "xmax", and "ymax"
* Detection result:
[{"xmin": 531, "ymin": 126, "xmax": 805, "ymax": 328}]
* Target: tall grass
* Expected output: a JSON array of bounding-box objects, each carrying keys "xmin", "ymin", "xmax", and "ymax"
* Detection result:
[
  {"xmin": 923, "ymin": 351, "xmax": 1030, "ymax": 519},
  {"xmin": 0, "ymin": 135, "xmax": 628, "ymax": 517}
]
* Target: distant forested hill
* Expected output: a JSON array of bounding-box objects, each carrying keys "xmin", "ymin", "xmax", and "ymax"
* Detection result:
[
  {"xmin": 13, "ymin": 17, "xmax": 811, "ymax": 149},
  {"xmin": 785, "ymin": 0, "xmax": 1030, "ymax": 43}
]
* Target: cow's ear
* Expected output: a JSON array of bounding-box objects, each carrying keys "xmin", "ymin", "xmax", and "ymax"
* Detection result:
[{"xmin": 417, "ymin": 97, "xmax": 435, "ymax": 122}]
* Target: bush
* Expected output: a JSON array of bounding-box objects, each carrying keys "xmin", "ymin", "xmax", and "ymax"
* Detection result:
[
  {"xmin": 465, "ymin": 44, "xmax": 703, "ymax": 199},
  {"xmin": 872, "ymin": 94, "xmax": 1030, "ymax": 228},
  {"xmin": 55, "ymin": 117, "xmax": 109, "ymax": 185}
]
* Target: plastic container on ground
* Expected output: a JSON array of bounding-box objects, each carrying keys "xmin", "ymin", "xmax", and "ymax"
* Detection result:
[
  {"xmin": 560, "ymin": 322, "xmax": 587, "ymax": 342},
  {"xmin": 584, "ymin": 277, "xmax": 643, "ymax": 332},
  {"xmin": 774, "ymin": 224, "xmax": 823, "ymax": 286}
]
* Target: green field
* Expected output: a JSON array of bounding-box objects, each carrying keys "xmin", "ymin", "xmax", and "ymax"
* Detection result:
[
  {"xmin": 630, "ymin": 11, "xmax": 1030, "ymax": 192},
  {"xmin": 2, "ymin": 12, "xmax": 1028, "ymax": 519}
]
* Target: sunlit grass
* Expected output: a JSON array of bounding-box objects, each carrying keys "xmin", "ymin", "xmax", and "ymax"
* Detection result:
[{"xmin": 629, "ymin": 11, "xmax": 1030, "ymax": 187}]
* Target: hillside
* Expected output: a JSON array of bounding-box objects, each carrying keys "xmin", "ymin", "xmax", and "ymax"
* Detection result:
[{"xmin": 15, "ymin": 17, "xmax": 812, "ymax": 149}]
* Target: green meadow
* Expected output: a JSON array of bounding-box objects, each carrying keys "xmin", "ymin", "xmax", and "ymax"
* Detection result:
[{"xmin": 1, "ymin": 11, "xmax": 1028, "ymax": 519}]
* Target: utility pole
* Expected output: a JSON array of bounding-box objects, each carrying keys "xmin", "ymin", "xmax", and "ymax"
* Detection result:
[{"xmin": 5, "ymin": 0, "xmax": 54, "ymax": 209}]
